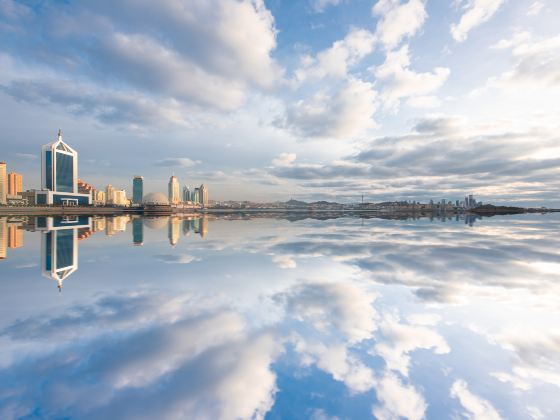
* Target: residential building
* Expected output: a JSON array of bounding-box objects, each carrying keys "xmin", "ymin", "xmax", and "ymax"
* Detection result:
[
  {"xmin": 8, "ymin": 172, "xmax": 23, "ymax": 196},
  {"xmin": 36, "ymin": 130, "xmax": 91, "ymax": 206},
  {"xmin": 113, "ymin": 189, "xmax": 127, "ymax": 206},
  {"xmin": 200, "ymin": 184, "xmax": 208, "ymax": 207},
  {"xmin": 0, "ymin": 162, "xmax": 6, "ymax": 204},
  {"xmin": 168, "ymin": 176, "xmax": 180, "ymax": 204},
  {"xmin": 133, "ymin": 176, "xmax": 143, "ymax": 204},
  {"xmin": 106, "ymin": 185, "xmax": 114, "ymax": 205},
  {"xmin": 94, "ymin": 190, "xmax": 106, "ymax": 206}
]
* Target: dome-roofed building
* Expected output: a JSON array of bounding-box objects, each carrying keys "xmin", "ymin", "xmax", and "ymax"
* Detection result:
[{"xmin": 143, "ymin": 192, "xmax": 169, "ymax": 205}]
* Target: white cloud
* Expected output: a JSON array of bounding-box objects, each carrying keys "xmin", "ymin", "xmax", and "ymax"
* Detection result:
[
  {"xmin": 374, "ymin": 45, "xmax": 450, "ymax": 109},
  {"xmin": 295, "ymin": 28, "xmax": 376, "ymax": 82},
  {"xmin": 272, "ymin": 255, "xmax": 297, "ymax": 269},
  {"xmin": 490, "ymin": 32, "xmax": 560, "ymax": 88},
  {"xmin": 372, "ymin": 373, "xmax": 427, "ymax": 420},
  {"xmin": 282, "ymin": 78, "xmax": 378, "ymax": 139},
  {"xmin": 406, "ymin": 95, "xmax": 441, "ymax": 108},
  {"xmin": 372, "ymin": 0, "xmax": 428, "ymax": 49},
  {"xmin": 527, "ymin": 1, "xmax": 545, "ymax": 16},
  {"xmin": 451, "ymin": 0, "xmax": 506, "ymax": 42},
  {"xmin": 155, "ymin": 158, "xmax": 200, "ymax": 167},
  {"xmin": 450, "ymin": 379, "xmax": 503, "ymax": 420},
  {"xmin": 310, "ymin": 0, "xmax": 341, "ymax": 13},
  {"xmin": 272, "ymin": 153, "xmax": 297, "ymax": 167}
]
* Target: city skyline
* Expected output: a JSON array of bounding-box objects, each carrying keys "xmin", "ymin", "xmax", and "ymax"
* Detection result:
[{"xmin": 1, "ymin": 1, "xmax": 559, "ymax": 206}]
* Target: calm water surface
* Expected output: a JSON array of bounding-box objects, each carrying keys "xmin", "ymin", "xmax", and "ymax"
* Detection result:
[{"xmin": 0, "ymin": 213, "xmax": 559, "ymax": 419}]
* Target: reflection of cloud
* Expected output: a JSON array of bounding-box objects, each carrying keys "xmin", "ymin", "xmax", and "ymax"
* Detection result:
[
  {"xmin": 154, "ymin": 254, "xmax": 200, "ymax": 264},
  {"xmin": 450, "ymin": 379, "xmax": 503, "ymax": 420},
  {"xmin": 372, "ymin": 373, "xmax": 427, "ymax": 420},
  {"xmin": 374, "ymin": 314, "xmax": 450, "ymax": 376},
  {"xmin": 271, "ymin": 255, "xmax": 297, "ymax": 269},
  {"xmin": 0, "ymin": 291, "xmax": 281, "ymax": 420},
  {"xmin": 277, "ymin": 281, "xmax": 378, "ymax": 343},
  {"xmin": 490, "ymin": 330, "xmax": 560, "ymax": 390}
]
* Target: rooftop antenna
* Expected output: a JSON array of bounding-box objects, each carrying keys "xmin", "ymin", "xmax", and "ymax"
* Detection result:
[{"xmin": 58, "ymin": 128, "xmax": 63, "ymax": 141}]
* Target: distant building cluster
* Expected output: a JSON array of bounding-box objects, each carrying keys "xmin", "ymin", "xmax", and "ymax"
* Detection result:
[{"xmin": 0, "ymin": 130, "xmax": 209, "ymax": 208}]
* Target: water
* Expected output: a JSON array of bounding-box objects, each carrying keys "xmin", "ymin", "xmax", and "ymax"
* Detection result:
[{"xmin": 0, "ymin": 213, "xmax": 559, "ymax": 419}]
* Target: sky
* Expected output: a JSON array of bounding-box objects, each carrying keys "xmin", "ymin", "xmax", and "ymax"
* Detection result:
[{"xmin": 0, "ymin": 0, "xmax": 559, "ymax": 205}]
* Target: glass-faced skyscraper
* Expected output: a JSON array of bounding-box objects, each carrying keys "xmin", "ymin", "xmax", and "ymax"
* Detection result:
[
  {"xmin": 133, "ymin": 176, "xmax": 144, "ymax": 204},
  {"xmin": 36, "ymin": 130, "xmax": 91, "ymax": 205}
]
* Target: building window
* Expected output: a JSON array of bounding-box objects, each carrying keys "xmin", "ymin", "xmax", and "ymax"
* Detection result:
[
  {"xmin": 45, "ymin": 151, "xmax": 53, "ymax": 190},
  {"xmin": 56, "ymin": 152, "xmax": 74, "ymax": 192}
]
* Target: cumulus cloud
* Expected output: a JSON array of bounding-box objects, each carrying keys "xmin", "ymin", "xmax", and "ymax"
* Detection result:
[
  {"xmin": 372, "ymin": 0, "xmax": 428, "ymax": 49},
  {"xmin": 451, "ymin": 0, "xmax": 505, "ymax": 42},
  {"xmin": 490, "ymin": 32, "xmax": 560, "ymax": 88},
  {"xmin": 155, "ymin": 158, "xmax": 200, "ymax": 167},
  {"xmin": 281, "ymin": 78, "xmax": 378, "ymax": 139},
  {"xmin": 527, "ymin": 1, "xmax": 545, "ymax": 16},
  {"xmin": 374, "ymin": 45, "xmax": 450, "ymax": 110},
  {"xmin": 294, "ymin": 28, "xmax": 376, "ymax": 82},
  {"xmin": 0, "ymin": 0, "xmax": 283, "ymax": 124},
  {"xmin": 450, "ymin": 379, "xmax": 503, "ymax": 420}
]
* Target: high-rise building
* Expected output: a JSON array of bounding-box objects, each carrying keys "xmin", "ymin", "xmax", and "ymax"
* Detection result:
[
  {"xmin": 0, "ymin": 162, "xmax": 6, "ymax": 205},
  {"xmin": 94, "ymin": 190, "xmax": 106, "ymax": 205},
  {"xmin": 168, "ymin": 176, "xmax": 180, "ymax": 204},
  {"xmin": 199, "ymin": 184, "xmax": 208, "ymax": 207},
  {"xmin": 36, "ymin": 130, "xmax": 91, "ymax": 205},
  {"xmin": 8, "ymin": 172, "xmax": 23, "ymax": 196},
  {"xmin": 133, "ymin": 176, "xmax": 143, "ymax": 204},
  {"xmin": 113, "ymin": 189, "xmax": 127, "ymax": 206},
  {"xmin": 192, "ymin": 187, "xmax": 200, "ymax": 203},
  {"xmin": 0, "ymin": 217, "xmax": 7, "ymax": 259},
  {"xmin": 106, "ymin": 185, "xmax": 114, "ymax": 205},
  {"xmin": 182, "ymin": 186, "xmax": 190, "ymax": 202},
  {"xmin": 8, "ymin": 225, "xmax": 23, "ymax": 248}
]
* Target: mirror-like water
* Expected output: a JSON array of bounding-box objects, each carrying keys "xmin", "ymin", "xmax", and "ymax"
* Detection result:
[{"xmin": 0, "ymin": 214, "xmax": 559, "ymax": 419}]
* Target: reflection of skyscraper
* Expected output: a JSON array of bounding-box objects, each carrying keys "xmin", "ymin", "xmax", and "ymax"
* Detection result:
[
  {"xmin": 168, "ymin": 217, "xmax": 180, "ymax": 246},
  {"xmin": 92, "ymin": 217, "xmax": 106, "ymax": 232},
  {"xmin": 133, "ymin": 176, "xmax": 143, "ymax": 204},
  {"xmin": 132, "ymin": 217, "xmax": 144, "ymax": 246},
  {"xmin": 8, "ymin": 225, "xmax": 23, "ymax": 248},
  {"xmin": 37, "ymin": 216, "xmax": 91, "ymax": 291},
  {"xmin": 0, "ymin": 218, "xmax": 7, "ymax": 259},
  {"xmin": 168, "ymin": 176, "xmax": 180, "ymax": 204},
  {"xmin": 182, "ymin": 218, "xmax": 191, "ymax": 236},
  {"xmin": 200, "ymin": 216, "xmax": 208, "ymax": 238}
]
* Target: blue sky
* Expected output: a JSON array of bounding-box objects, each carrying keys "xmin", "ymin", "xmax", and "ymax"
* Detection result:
[{"xmin": 1, "ymin": 0, "xmax": 559, "ymax": 205}]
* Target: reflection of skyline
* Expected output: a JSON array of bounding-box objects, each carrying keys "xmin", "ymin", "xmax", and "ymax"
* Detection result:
[
  {"xmin": 0, "ymin": 217, "xmax": 25, "ymax": 259},
  {"xmin": 36, "ymin": 216, "xmax": 91, "ymax": 291}
]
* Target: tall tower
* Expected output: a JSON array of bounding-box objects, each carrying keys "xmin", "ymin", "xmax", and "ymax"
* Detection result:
[
  {"xmin": 199, "ymin": 184, "xmax": 208, "ymax": 207},
  {"xmin": 106, "ymin": 185, "xmax": 114, "ymax": 205},
  {"xmin": 182, "ymin": 186, "xmax": 190, "ymax": 202},
  {"xmin": 0, "ymin": 162, "xmax": 6, "ymax": 204},
  {"xmin": 37, "ymin": 130, "xmax": 91, "ymax": 205},
  {"xmin": 8, "ymin": 172, "xmax": 22, "ymax": 196},
  {"xmin": 168, "ymin": 176, "xmax": 180, "ymax": 204},
  {"xmin": 133, "ymin": 176, "xmax": 143, "ymax": 204}
]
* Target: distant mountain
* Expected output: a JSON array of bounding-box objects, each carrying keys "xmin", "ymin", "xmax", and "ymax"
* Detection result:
[{"xmin": 285, "ymin": 199, "xmax": 308, "ymax": 207}]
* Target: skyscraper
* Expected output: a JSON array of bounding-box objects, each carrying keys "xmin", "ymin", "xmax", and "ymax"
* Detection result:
[
  {"xmin": 0, "ymin": 162, "xmax": 6, "ymax": 205},
  {"xmin": 182, "ymin": 186, "xmax": 190, "ymax": 202},
  {"xmin": 36, "ymin": 130, "xmax": 91, "ymax": 205},
  {"xmin": 168, "ymin": 176, "xmax": 180, "ymax": 204},
  {"xmin": 133, "ymin": 176, "xmax": 144, "ymax": 204},
  {"xmin": 200, "ymin": 184, "xmax": 208, "ymax": 207},
  {"xmin": 8, "ymin": 172, "xmax": 23, "ymax": 196},
  {"xmin": 192, "ymin": 187, "xmax": 200, "ymax": 203},
  {"xmin": 106, "ymin": 185, "xmax": 114, "ymax": 205}
]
